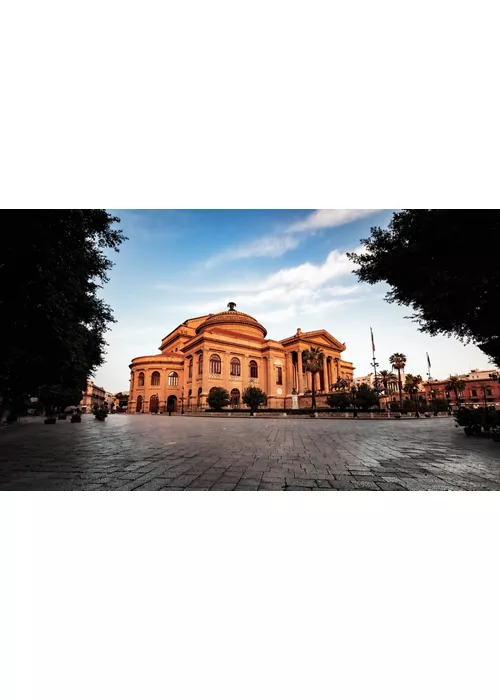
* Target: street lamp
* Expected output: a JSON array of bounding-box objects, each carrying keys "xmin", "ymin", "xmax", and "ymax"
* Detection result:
[{"xmin": 181, "ymin": 387, "xmax": 185, "ymax": 415}]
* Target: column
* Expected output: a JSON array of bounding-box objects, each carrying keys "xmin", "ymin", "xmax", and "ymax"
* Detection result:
[
  {"xmin": 285, "ymin": 352, "xmax": 293, "ymax": 393},
  {"xmin": 315, "ymin": 372, "xmax": 321, "ymax": 392},
  {"xmin": 323, "ymin": 361, "xmax": 329, "ymax": 392},
  {"xmin": 297, "ymin": 355, "xmax": 304, "ymax": 394}
]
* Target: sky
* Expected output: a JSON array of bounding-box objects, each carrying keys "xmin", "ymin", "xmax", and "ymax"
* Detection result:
[{"xmin": 95, "ymin": 209, "xmax": 496, "ymax": 393}]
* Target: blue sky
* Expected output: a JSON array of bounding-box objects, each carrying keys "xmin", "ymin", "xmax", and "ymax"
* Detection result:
[{"xmin": 96, "ymin": 209, "xmax": 496, "ymax": 393}]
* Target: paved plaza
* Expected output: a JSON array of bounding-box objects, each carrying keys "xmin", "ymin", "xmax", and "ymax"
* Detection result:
[
  {"xmin": 0, "ymin": 415, "xmax": 500, "ymax": 491},
  {"xmin": 1, "ymin": 414, "xmax": 500, "ymax": 490}
]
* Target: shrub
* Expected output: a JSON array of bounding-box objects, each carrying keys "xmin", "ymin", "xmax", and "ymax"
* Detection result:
[
  {"xmin": 326, "ymin": 392, "xmax": 350, "ymax": 411},
  {"xmin": 207, "ymin": 387, "xmax": 230, "ymax": 411},
  {"xmin": 242, "ymin": 386, "xmax": 267, "ymax": 413}
]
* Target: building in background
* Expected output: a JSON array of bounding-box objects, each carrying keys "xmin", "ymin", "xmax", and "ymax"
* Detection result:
[
  {"xmin": 104, "ymin": 392, "xmax": 116, "ymax": 411},
  {"xmin": 423, "ymin": 370, "xmax": 500, "ymax": 409},
  {"xmin": 127, "ymin": 303, "xmax": 354, "ymax": 413},
  {"xmin": 79, "ymin": 380, "xmax": 107, "ymax": 413}
]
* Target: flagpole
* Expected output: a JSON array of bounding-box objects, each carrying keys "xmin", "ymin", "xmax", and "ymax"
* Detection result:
[{"xmin": 370, "ymin": 327, "xmax": 379, "ymax": 406}]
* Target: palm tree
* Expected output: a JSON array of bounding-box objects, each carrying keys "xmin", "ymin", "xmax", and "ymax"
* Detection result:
[
  {"xmin": 404, "ymin": 373, "xmax": 423, "ymax": 416},
  {"xmin": 302, "ymin": 346, "xmax": 325, "ymax": 411},
  {"xmin": 389, "ymin": 353, "xmax": 407, "ymax": 410},
  {"xmin": 378, "ymin": 369, "xmax": 397, "ymax": 395},
  {"xmin": 445, "ymin": 375, "xmax": 466, "ymax": 408},
  {"xmin": 480, "ymin": 384, "xmax": 492, "ymax": 409}
]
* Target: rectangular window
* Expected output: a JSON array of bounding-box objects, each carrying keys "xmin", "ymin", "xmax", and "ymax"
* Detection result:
[
  {"xmin": 487, "ymin": 388, "xmax": 493, "ymax": 396},
  {"xmin": 471, "ymin": 389, "xmax": 477, "ymax": 397},
  {"xmin": 276, "ymin": 366, "xmax": 283, "ymax": 385}
]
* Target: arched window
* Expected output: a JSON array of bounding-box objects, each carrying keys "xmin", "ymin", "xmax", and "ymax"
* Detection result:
[
  {"xmin": 136, "ymin": 395, "xmax": 143, "ymax": 413},
  {"xmin": 230, "ymin": 388, "xmax": 241, "ymax": 407},
  {"xmin": 230, "ymin": 357, "xmax": 241, "ymax": 376},
  {"xmin": 138, "ymin": 372, "xmax": 145, "ymax": 387},
  {"xmin": 151, "ymin": 371, "xmax": 160, "ymax": 386},
  {"xmin": 249, "ymin": 360, "xmax": 258, "ymax": 378},
  {"xmin": 210, "ymin": 354, "xmax": 221, "ymax": 374},
  {"xmin": 188, "ymin": 357, "xmax": 193, "ymax": 378},
  {"xmin": 168, "ymin": 371, "xmax": 179, "ymax": 387},
  {"xmin": 198, "ymin": 354, "xmax": 203, "ymax": 375}
]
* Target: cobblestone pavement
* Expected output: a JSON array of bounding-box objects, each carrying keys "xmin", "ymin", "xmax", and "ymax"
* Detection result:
[{"xmin": 1, "ymin": 414, "xmax": 500, "ymax": 490}]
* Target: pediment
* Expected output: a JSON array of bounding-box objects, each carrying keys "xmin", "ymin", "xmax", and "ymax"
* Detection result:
[{"xmin": 297, "ymin": 330, "xmax": 346, "ymax": 351}]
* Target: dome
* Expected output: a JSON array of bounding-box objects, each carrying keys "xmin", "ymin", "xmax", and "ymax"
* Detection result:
[{"xmin": 196, "ymin": 302, "xmax": 267, "ymax": 338}]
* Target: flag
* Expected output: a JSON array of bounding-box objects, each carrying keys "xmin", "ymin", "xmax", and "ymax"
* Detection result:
[
  {"xmin": 370, "ymin": 327, "xmax": 375, "ymax": 353},
  {"xmin": 426, "ymin": 352, "xmax": 431, "ymax": 369}
]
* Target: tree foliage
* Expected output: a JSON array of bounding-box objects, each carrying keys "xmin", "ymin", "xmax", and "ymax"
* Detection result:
[
  {"xmin": 378, "ymin": 369, "xmax": 397, "ymax": 394},
  {"xmin": 207, "ymin": 386, "xmax": 230, "ymax": 411},
  {"xmin": 389, "ymin": 352, "xmax": 406, "ymax": 406},
  {"xmin": 302, "ymin": 346, "xmax": 324, "ymax": 410},
  {"xmin": 38, "ymin": 384, "xmax": 83, "ymax": 415},
  {"xmin": 348, "ymin": 210, "xmax": 500, "ymax": 365},
  {"xmin": 242, "ymin": 386, "xmax": 267, "ymax": 412},
  {"xmin": 353, "ymin": 382, "xmax": 379, "ymax": 409},
  {"xmin": 326, "ymin": 391, "xmax": 350, "ymax": 410},
  {"xmin": 0, "ymin": 210, "xmax": 126, "ymax": 417},
  {"xmin": 445, "ymin": 375, "xmax": 466, "ymax": 403}
]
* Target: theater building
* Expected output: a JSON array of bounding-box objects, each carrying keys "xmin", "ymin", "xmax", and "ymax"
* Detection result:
[{"xmin": 127, "ymin": 303, "xmax": 354, "ymax": 413}]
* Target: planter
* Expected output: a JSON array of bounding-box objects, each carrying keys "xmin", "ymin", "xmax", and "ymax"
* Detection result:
[
  {"xmin": 70, "ymin": 415, "xmax": 82, "ymax": 423},
  {"xmin": 44, "ymin": 417, "xmax": 56, "ymax": 424},
  {"xmin": 393, "ymin": 413, "xmax": 401, "ymax": 419},
  {"xmin": 96, "ymin": 416, "xmax": 106, "ymax": 421}
]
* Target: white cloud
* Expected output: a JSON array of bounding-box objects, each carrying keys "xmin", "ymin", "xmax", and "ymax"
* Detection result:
[
  {"xmin": 204, "ymin": 233, "xmax": 301, "ymax": 267},
  {"xmin": 203, "ymin": 210, "xmax": 381, "ymax": 267},
  {"xmin": 285, "ymin": 209, "xmax": 382, "ymax": 233},
  {"xmin": 177, "ymin": 245, "xmax": 366, "ymax": 324}
]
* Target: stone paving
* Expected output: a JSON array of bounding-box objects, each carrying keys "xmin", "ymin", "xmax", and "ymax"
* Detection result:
[{"xmin": 1, "ymin": 414, "xmax": 499, "ymax": 490}]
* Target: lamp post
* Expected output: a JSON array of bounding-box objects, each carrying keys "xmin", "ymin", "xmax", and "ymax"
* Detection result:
[{"xmin": 181, "ymin": 387, "xmax": 185, "ymax": 415}]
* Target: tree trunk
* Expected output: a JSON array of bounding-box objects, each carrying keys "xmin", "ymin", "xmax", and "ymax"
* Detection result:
[
  {"xmin": 398, "ymin": 368, "xmax": 403, "ymax": 409},
  {"xmin": 311, "ymin": 374, "xmax": 317, "ymax": 411}
]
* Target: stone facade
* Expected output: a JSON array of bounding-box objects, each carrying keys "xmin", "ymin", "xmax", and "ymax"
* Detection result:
[
  {"xmin": 128, "ymin": 303, "xmax": 354, "ymax": 413},
  {"xmin": 79, "ymin": 380, "xmax": 107, "ymax": 413},
  {"xmin": 423, "ymin": 371, "xmax": 500, "ymax": 409}
]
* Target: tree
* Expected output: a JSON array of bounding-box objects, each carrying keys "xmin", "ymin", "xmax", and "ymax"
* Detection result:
[
  {"xmin": 403, "ymin": 373, "xmax": 423, "ymax": 416},
  {"xmin": 445, "ymin": 375, "xmax": 466, "ymax": 407},
  {"xmin": 326, "ymin": 392, "xmax": 350, "ymax": 411},
  {"xmin": 479, "ymin": 384, "xmax": 492, "ymax": 409},
  {"xmin": 389, "ymin": 353, "xmax": 407, "ymax": 409},
  {"xmin": 347, "ymin": 210, "xmax": 500, "ymax": 366},
  {"xmin": 38, "ymin": 384, "xmax": 82, "ymax": 415},
  {"xmin": 302, "ymin": 347, "xmax": 325, "ymax": 411},
  {"xmin": 0, "ymin": 210, "xmax": 126, "ymax": 420},
  {"xmin": 207, "ymin": 386, "xmax": 229, "ymax": 411},
  {"xmin": 242, "ymin": 386, "xmax": 267, "ymax": 415},
  {"xmin": 353, "ymin": 383, "xmax": 379, "ymax": 409},
  {"xmin": 378, "ymin": 369, "xmax": 397, "ymax": 395}
]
